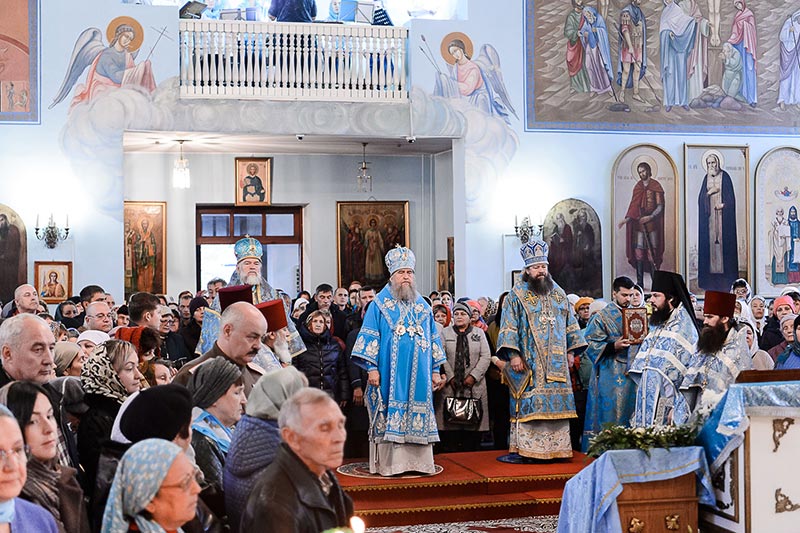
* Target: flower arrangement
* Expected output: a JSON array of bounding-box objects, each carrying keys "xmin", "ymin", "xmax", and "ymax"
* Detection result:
[{"xmin": 586, "ymin": 424, "xmax": 698, "ymax": 458}]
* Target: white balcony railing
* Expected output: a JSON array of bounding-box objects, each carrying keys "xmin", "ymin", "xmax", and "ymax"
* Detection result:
[{"xmin": 179, "ymin": 20, "xmax": 408, "ymax": 102}]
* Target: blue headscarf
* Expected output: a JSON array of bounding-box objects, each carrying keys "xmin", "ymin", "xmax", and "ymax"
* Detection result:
[{"xmin": 101, "ymin": 439, "xmax": 183, "ymax": 533}]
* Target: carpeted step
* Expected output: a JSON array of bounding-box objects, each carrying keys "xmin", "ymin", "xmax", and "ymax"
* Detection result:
[{"xmin": 355, "ymin": 488, "xmax": 565, "ymax": 528}]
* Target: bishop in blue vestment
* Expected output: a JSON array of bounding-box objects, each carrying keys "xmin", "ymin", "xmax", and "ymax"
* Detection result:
[
  {"xmin": 352, "ymin": 246, "xmax": 446, "ymax": 476},
  {"xmin": 497, "ymin": 235, "xmax": 587, "ymax": 460},
  {"xmin": 581, "ymin": 276, "xmax": 638, "ymax": 452}
]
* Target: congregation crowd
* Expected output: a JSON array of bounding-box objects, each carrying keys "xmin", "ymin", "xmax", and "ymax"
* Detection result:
[{"xmin": 1, "ymin": 233, "xmax": 799, "ymax": 533}]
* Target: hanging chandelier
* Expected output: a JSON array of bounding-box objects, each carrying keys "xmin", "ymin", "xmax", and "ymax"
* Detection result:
[
  {"xmin": 357, "ymin": 142, "xmax": 372, "ymax": 193},
  {"xmin": 172, "ymin": 139, "xmax": 191, "ymax": 189}
]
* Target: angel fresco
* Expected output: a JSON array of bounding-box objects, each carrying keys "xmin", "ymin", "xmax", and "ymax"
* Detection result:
[
  {"xmin": 49, "ymin": 16, "xmax": 156, "ymax": 110},
  {"xmin": 425, "ymin": 32, "xmax": 517, "ymax": 125}
]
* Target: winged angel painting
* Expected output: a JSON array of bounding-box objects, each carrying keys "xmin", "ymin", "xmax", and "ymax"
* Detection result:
[
  {"xmin": 431, "ymin": 33, "xmax": 518, "ymax": 125},
  {"xmin": 420, "ymin": 32, "xmax": 519, "ymax": 223},
  {"xmin": 49, "ymin": 16, "xmax": 156, "ymax": 110}
]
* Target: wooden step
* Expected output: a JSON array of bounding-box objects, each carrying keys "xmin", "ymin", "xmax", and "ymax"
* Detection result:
[{"xmin": 355, "ymin": 488, "xmax": 565, "ymax": 528}]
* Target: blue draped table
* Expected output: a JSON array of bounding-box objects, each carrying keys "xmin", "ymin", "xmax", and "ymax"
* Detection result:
[
  {"xmin": 696, "ymin": 381, "xmax": 800, "ymax": 473},
  {"xmin": 557, "ymin": 447, "xmax": 714, "ymax": 533}
]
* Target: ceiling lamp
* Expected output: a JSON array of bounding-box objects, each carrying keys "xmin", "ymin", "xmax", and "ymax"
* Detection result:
[
  {"xmin": 172, "ymin": 140, "xmax": 191, "ymax": 189},
  {"xmin": 357, "ymin": 142, "xmax": 372, "ymax": 193}
]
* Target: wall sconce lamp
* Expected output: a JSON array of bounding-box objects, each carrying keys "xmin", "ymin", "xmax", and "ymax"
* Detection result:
[
  {"xmin": 172, "ymin": 140, "xmax": 191, "ymax": 189},
  {"xmin": 35, "ymin": 213, "xmax": 70, "ymax": 249}
]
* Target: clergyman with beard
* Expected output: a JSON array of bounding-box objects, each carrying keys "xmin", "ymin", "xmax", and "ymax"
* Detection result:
[
  {"xmin": 681, "ymin": 290, "xmax": 751, "ymax": 421},
  {"xmin": 496, "ymin": 234, "xmax": 587, "ymax": 460},
  {"xmin": 580, "ymin": 276, "xmax": 639, "ymax": 452},
  {"xmin": 629, "ymin": 271, "xmax": 700, "ymax": 427},
  {"xmin": 352, "ymin": 246, "xmax": 446, "ymax": 476},
  {"xmin": 195, "ymin": 236, "xmax": 305, "ymax": 358}
]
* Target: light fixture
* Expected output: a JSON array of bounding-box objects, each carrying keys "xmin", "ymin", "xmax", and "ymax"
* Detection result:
[
  {"xmin": 357, "ymin": 142, "xmax": 372, "ymax": 193},
  {"xmin": 35, "ymin": 213, "xmax": 70, "ymax": 249},
  {"xmin": 514, "ymin": 215, "xmax": 544, "ymax": 244},
  {"xmin": 172, "ymin": 140, "xmax": 191, "ymax": 189}
]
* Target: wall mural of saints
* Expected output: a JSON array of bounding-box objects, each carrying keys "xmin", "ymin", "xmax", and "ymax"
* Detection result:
[
  {"xmin": 124, "ymin": 201, "xmax": 166, "ymax": 299},
  {"xmin": 336, "ymin": 201, "xmax": 409, "ymax": 289},
  {"xmin": 0, "ymin": 0, "xmax": 38, "ymax": 123},
  {"xmin": 755, "ymin": 147, "xmax": 800, "ymax": 296},
  {"xmin": 525, "ymin": 0, "xmax": 800, "ymax": 133},
  {"xmin": 0, "ymin": 205, "xmax": 27, "ymax": 306},
  {"xmin": 49, "ymin": 16, "xmax": 158, "ymax": 110},
  {"xmin": 612, "ymin": 144, "xmax": 679, "ymax": 291},
  {"xmin": 684, "ymin": 144, "xmax": 750, "ymax": 296},
  {"xmin": 543, "ymin": 199, "xmax": 603, "ymax": 298}
]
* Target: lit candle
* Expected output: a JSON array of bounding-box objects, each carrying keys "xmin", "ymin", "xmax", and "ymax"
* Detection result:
[
  {"xmin": 65, "ymin": 214, "xmax": 69, "ymax": 229},
  {"xmin": 35, "ymin": 214, "xmax": 39, "ymax": 228}
]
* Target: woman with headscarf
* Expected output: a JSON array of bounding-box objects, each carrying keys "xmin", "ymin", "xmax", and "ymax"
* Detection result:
[
  {"xmin": 750, "ymin": 295, "xmax": 768, "ymax": 337},
  {"xmin": 78, "ymin": 340, "xmax": 143, "ymax": 492},
  {"xmin": 0, "ymin": 382, "xmax": 89, "ymax": 533},
  {"xmin": 180, "ymin": 296, "xmax": 209, "ymax": 358},
  {"xmin": 187, "ymin": 357, "xmax": 246, "ymax": 520},
  {"xmin": 738, "ymin": 321, "xmax": 774, "ymax": 371},
  {"xmin": 223, "ymin": 367, "xmax": 307, "ymax": 532},
  {"xmin": 101, "ymin": 439, "xmax": 201, "ymax": 533},
  {"xmin": 432, "ymin": 303, "xmax": 451, "ymax": 329},
  {"xmin": 0, "ymin": 404, "xmax": 59, "ymax": 532},
  {"xmin": 435, "ymin": 302, "xmax": 491, "ymax": 452},
  {"xmin": 54, "ymin": 342, "xmax": 86, "ymax": 378},
  {"xmin": 776, "ymin": 315, "xmax": 800, "ymax": 369}
]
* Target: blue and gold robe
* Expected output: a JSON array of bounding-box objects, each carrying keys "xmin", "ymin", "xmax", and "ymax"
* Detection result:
[
  {"xmin": 580, "ymin": 304, "xmax": 638, "ymax": 452},
  {"xmin": 197, "ymin": 275, "xmax": 305, "ymax": 362},
  {"xmin": 629, "ymin": 304, "xmax": 698, "ymax": 427},
  {"xmin": 497, "ymin": 281, "xmax": 587, "ymax": 458},
  {"xmin": 352, "ymin": 286, "xmax": 445, "ymax": 445}
]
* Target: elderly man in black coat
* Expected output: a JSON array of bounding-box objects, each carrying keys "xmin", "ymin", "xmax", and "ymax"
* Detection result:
[{"xmin": 241, "ymin": 388, "xmax": 353, "ymax": 533}]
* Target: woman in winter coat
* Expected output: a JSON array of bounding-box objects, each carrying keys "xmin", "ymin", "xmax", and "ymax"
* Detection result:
[
  {"xmin": 223, "ymin": 367, "xmax": 307, "ymax": 532},
  {"xmin": 435, "ymin": 302, "xmax": 492, "ymax": 452},
  {"xmin": 295, "ymin": 311, "xmax": 349, "ymax": 402}
]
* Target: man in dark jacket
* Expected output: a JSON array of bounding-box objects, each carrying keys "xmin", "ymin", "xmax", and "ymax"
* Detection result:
[{"xmin": 241, "ymin": 388, "xmax": 352, "ymax": 533}]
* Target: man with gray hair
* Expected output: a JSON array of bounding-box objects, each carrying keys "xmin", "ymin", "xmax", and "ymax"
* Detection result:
[
  {"xmin": 13, "ymin": 283, "xmax": 40, "ymax": 315},
  {"xmin": 352, "ymin": 245, "xmax": 445, "ymax": 476},
  {"xmin": 84, "ymin": 301, "xmax": 113, "ymax": 333},
  {"xmin": 174, "ymin": 301, "xmax": 268, "ymax": 397},
  {"xmin": 0, "ymin": 314, "xmax": 56, "ymax": 387},
  {"xmin": 241, "ymin": 388, "xmax": 353, "ymax": 532}
]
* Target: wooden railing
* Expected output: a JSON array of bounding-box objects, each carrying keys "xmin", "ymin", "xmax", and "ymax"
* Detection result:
[{"xmin": 179, "ymin": 20, "xmax": 408, "ymax": 102}]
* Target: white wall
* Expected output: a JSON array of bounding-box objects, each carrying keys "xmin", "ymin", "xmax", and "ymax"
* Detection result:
[{"xmin": 125, "ymin": 151, "xmax": 449, "ymax": 296}]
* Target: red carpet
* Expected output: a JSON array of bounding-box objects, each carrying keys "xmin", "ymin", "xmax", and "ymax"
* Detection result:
[{"xmin": 339, "ymin": 450, "xmax": 589, "ymax": 528}]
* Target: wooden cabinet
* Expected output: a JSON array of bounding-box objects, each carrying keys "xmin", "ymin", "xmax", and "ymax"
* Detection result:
[{"xmin": 617, "ymin": 473, "xmax": 698, "ymax": 532}]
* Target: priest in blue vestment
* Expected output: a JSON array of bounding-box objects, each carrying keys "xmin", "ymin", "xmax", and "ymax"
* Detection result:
[
  {"xmin": 497, "ymin": 235, "xmax": 587, "ymax": 460},
  {"xmin": 352, "ymin": 246, "xmax": 446, "ymax": 476},
  {"xmin": 681, "ymin": 291, "xmax": 751, "ymax": 421},
  {"xmin": 580, "ymin": 276, "xmax": 638, "ymax": 452},
  {"xmin": 629, "ymin": 271, "xmax": 699, "ymax": 427}
]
